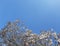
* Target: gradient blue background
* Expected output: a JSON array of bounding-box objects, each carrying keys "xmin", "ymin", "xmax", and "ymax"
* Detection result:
[{"xmin": 0, "ymin": 0, "xmax": 60, "ymax": 33}]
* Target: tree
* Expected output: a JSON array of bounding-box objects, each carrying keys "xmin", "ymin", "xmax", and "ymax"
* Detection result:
[{"xmin": 0, "ymin": 20, "xmax": 60, "ymax": 46}]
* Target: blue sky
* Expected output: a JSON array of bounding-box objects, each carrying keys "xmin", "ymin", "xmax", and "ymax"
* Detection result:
[{"xmin": 0, "ymin": 0, "xmax": 60, "ymax": 33}]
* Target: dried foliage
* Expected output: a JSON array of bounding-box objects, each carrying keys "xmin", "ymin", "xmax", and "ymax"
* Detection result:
[{"xmin": 0, "ymin": 20, "xmax": 60, "ymax": 46}]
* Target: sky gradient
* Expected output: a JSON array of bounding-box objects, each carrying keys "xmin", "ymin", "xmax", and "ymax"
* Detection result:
[{"xmin": 0, "ymin": 0, "xmax": 60, "ymax": 33}]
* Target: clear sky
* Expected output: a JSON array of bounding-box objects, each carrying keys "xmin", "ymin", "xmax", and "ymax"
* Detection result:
[{"xmin": 0, "ymin": 0, "xmax": 60, "ymax": 33}]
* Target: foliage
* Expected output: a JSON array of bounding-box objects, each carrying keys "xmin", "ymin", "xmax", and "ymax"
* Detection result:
[{"xmin": 0, "ymin": 20, "xmax": 60, "ymax": 46}]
